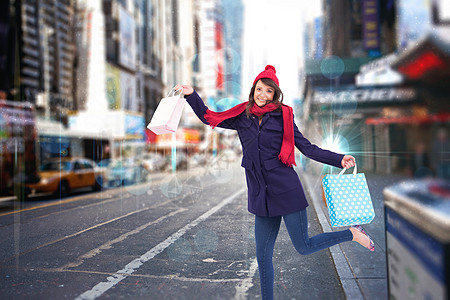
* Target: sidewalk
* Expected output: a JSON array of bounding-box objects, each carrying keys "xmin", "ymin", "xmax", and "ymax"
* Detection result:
[{"xmin": 298, "ymin": 169, "xmax": 409, "ymax": 300}]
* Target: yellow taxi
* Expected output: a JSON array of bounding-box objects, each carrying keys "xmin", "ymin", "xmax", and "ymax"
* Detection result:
[{"xmin": 25, "ymin": 157, "xmax": 103, "ymax": 197}]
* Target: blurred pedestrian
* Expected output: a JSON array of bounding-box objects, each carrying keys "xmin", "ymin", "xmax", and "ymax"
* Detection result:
[
  {"xmin": 175, "ymin": 65, "xmax": 374, "ymax": 300},
  {"xmin": 431, "ymin": 128, "xmax": 450, "ymax": 180},
  {"xmin": 410, "ymin": 142, "xmax": 432, "ymax": 178}
]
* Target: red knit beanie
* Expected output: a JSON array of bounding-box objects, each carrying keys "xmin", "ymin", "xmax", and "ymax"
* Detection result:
[{"xmin": 253, "ymin": 65, "xmax": 279, "ymax": 87}]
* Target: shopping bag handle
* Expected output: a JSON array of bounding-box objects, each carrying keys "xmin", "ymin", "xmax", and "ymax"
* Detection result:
[
  {"xmin": 338, "ymin": 164, "xmax": 357, "ymax": 176},
  {"xmin": 167, "ymin": 87, "xmax": 183, "ymax": 97}
]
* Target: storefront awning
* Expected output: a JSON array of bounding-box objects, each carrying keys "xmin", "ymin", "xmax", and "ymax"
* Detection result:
[
  {"xmin": 366, "ymin": 112, "xmax": 450, "ymax": 125},
  {"xmin": 146, "ymin": 128, "xmax": 201, "ymax": 147},
  {"xmin": 392, "ymin": 28, "xmax": 450, "ymax": 84}
]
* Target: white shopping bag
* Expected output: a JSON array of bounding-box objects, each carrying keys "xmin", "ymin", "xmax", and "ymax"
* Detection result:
[{"xmin": 147, "ymin": 88, "xmax": 185, "ymax": 135}]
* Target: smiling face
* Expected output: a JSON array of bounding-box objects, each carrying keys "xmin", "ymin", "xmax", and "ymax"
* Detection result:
[
  {"xmin": 246, "ymin": 78, "xmax": 284, "ymax": 116},
  {"xmin": 253, "ymin": 80, "xmax": 274, "ymax": 107}
]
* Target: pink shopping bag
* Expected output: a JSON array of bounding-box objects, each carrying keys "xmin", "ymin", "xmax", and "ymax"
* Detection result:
[{"xmin": 147, "ymin": 88, "xmax": 185, "ymax": 135}]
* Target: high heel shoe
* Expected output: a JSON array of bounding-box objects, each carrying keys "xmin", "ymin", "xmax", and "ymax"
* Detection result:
[{"xmin": 351, "ymin": 225, "xmax": 375, "ymax": 251}]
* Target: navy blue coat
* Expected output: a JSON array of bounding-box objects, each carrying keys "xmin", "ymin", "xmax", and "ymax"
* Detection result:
[{"xmin": 186, "ymin": 91, "xmax": 344, "ymax": 217}]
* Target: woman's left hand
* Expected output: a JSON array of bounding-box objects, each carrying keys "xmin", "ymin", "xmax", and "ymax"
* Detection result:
[
  {"xmin": 174, "ymin": 84, "xmax": 194, "ymax": 96},
  {"xmin": 341, "ymin": 155, "xmax": 356, "ymax": 169}
]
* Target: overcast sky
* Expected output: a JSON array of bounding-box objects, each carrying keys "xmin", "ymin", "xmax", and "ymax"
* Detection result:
[{"xmin": 241, "ymin": 0, "xmax": 322, "ymax": 104}]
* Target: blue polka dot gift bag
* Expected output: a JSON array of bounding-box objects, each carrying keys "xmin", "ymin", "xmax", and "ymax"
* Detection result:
[{"xmin": 322, "ymin": 165, "xmax": 375, "ymax": 227}]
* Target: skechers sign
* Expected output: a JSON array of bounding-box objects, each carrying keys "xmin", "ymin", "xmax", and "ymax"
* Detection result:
[{"xmin": 313, "ymin": 87, "xmax": 417, "ymax": 105}]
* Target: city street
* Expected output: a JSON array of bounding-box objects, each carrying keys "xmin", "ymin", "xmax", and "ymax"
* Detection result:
[
  {"xmin": 1, "ymin": 0, "xmax": 449, "ymax": 299},
  {"xmin": 0, "ymin": 161, "xmax": 346, "ymax": 300}
]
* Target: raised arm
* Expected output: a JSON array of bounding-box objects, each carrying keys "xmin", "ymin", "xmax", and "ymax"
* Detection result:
[
  {"xmin": 293, "ymin": 120, "xmax": 355, "ymax": 169},
  {"xmin": 175, "ymin": 85, "xmax": 238, "ymax": 130}
]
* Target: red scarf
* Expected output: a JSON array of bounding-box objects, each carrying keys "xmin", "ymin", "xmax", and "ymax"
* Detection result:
[{"xmin": 205, "ymin": 102, "xmax": 296, "ymax": 167}]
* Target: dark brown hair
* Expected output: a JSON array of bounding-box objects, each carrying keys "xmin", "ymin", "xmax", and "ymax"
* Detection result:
[{"xmin": 246, "ymin": 78, "xmax": 284, "ymax": 116}]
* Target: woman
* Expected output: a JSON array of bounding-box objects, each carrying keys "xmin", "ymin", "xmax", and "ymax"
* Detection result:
[{"xmin": 175, "ymin": 65, "xmax": 374, "ymax": 300}]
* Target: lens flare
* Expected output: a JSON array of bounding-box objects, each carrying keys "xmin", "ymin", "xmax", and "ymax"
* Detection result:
[
  {"xmin": 322, "ymin": 134, "xmax": 349, "ymax": 154},
  {"xmin": 320, "ymin": 56, "xmax": 345, "ymax": 79}
]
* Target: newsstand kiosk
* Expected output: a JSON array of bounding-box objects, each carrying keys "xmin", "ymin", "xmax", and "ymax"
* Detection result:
[{"xmin": 384, "ymin": 179, "xmax": 450, "ymax": 300}]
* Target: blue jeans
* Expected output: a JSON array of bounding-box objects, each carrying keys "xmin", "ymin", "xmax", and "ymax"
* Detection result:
[{"xmin": 255, "ymin": 209, "xmax": 353, "ymax": 300}]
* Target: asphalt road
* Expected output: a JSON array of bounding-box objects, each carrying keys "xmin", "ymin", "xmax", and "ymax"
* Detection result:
[{"xmin": 0, "ymin": 161, "xmax": 346, "ymax": 300}]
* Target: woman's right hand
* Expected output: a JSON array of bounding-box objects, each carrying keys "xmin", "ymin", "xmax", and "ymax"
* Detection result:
[{"xmin": 175, "ymin": 84, "xmax": 194, "ymax": 96}]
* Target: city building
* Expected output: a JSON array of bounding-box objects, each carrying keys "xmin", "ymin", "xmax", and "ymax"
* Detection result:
[
  {"xmin": 303, "ymin": 0, "xmax": 449, "ymax": 178},
  {"xmin": 1, "ymin": 0, "xmax": 94, "ymax": 164},
  {"xmin": 302, "ymin": 0, "xmax": 404, "ymax": 175},
  {"xmin": 196, "ymin": 0, "xmax": 222, "ymax": 103},
  {"xmin": 221, "ymin": 0, "xmax": 243, "ymax": 99},
  {"xmin": 1, "ymin": 0, "xmax": 242, "ymax": 171},
  {"xmin": 0, "ymin": 0, "xmax": 76, "ymax": 117},
  {"xmin": 145, "ymin": 0, "xmax": 204, "ymax": 162},
  {"xmin": 68, "ymin": 0, "xmax": 122, "ymax": 162},
  {"xmin": 0, "ymin": 1, "xmax": 14, "ymax": 101},
  {"xmin": 71, "ymin": 0, "xmax": 196, "ymax": 162},
  {"xmin": 183, "ymin": 0, "xmax": 227, "ymax": 156},
  {"xmin": 384, "ymin": 0, "xmax": 450, "ymax": 178},
  {"xmin": 14, "ymin": 0, "xmax": 76, "ymax": 117},
  {"xmin": 356, "ymin": 0, "xmax": 450, "ymax": 177}
]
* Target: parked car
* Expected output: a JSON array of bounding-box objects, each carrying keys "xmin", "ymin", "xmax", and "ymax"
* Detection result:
[
  {"xmin": 25, "ymin": 157, "xmax": 103, "ymax": 198},
  {"xmin": 103, "ymin": 158, "xmax": 148, "ymax": 188},
  {"xmin": 141, "ymin": 153, "xmax": 167, "ymax": 172}
]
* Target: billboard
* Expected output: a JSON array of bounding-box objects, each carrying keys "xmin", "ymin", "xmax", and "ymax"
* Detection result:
[
  {"xmin": 314, "ymin": 17, "xmax": 323, "ymax": 59},
  {"xmin": 363, "ymin": 0, "xmax": 380, "ymax": 56},
  {"xmin": 124, "ymin": 113, "xmax": 144, "ymax": 140},
  {"xmin": 120, "ymin": 71, "xmax": 136, "ymax": 111},
  {"xmin": 106, "ymin": 64, "xmax": 121, "ymax": 110},
  {"xmin": 215, "ymin": 21, "xmax": 224, "ymax": 91},
  {"xmin": 106, "ymin": 64, "xmax": 137, "ymax": 112},
  {"xmin": 119, "ymin": 7, "xmax": 136, "ymax": 70}
]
